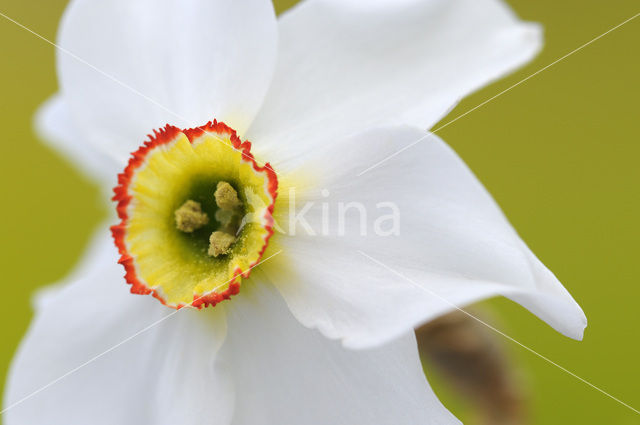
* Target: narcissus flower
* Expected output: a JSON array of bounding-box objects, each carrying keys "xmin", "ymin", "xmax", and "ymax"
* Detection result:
[{"xmin": 5, "ymin": 0, "xmax": 586, "ymax": 424}]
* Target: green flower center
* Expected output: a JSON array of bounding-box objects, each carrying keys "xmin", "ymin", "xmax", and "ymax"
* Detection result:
[{"xmin": 174, "ymin": 180, "xmax": 245, "ymax": 257}]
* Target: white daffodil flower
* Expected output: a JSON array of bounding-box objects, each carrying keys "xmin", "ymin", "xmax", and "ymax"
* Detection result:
[{"xmin": 5, "ymin": 0, "xmax": 587, "ymax": 424}]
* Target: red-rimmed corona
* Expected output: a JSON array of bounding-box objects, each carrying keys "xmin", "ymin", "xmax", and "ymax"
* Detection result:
[{"xmin": 111, "ymin": 120, "xmax": 278, "ymax": 309}]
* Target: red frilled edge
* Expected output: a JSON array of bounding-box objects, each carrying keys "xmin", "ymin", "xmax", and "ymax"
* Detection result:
[{"xmin": 110, "ymin": 120, "xmax": 278, "ymax": 309}]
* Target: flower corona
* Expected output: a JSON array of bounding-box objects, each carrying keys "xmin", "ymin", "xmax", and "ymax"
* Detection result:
[{"xmin": 111, "ymin": 120, "xmax": 278, "ymax": 309}]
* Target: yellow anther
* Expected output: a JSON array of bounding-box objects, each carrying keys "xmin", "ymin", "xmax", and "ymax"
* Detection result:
[
  {"xmin": 214, "ymin": 181, "xmax": 241, "ymax": 211},
  {"xmin": 208, "ymin": 231, "xmax": 236, "ymax": 257},
  {"xmin": 175, "ymin": 200, "xmax": 209, "ymax": 232}
]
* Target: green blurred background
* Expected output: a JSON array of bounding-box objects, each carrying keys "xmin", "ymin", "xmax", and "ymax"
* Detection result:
[{"xmin": 0, "ymin": 0, "xmax": 638, "ymax": 423}]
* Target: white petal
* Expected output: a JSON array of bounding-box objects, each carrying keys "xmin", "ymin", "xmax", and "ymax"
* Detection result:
[
  {"xmin": 249, "ymin": 0, "xmax": 541, "ymax": 169},
  {"xmin": 31, "ymin": 225, "xmax": 115, "ymax": 311},
  {"xmin": 224, "ymin": 276, "xmax": 459, "ymax": 425},
  {"xmin": 269, "ymin": 126, "xmax": 586, "ymax": 349},
  {"xmin": 4, "ymin": 232, "xmax": 233, "ymax": 425},
  {"xmin": 35, "ymin": 95, "xmax": 119, "ymax": 184},
  {"xmin": 57, "ymin": 0, "xmax": 277, "ymax": 164}
]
